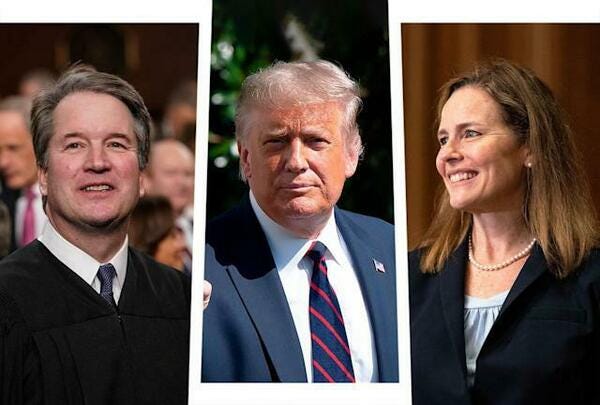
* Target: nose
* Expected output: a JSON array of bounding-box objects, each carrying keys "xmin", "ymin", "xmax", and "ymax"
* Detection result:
[
  {"xmin": 0, "ymin": 150, "xmax": 9, "ymax": 171},
  {"xmin": 437, "ymin": 137, "xmax": 463, "ymax": 163},
  {"xmin": 84, "ymin": 145, "xmax": 111, "ymax": 172},
  {"xmin": 284, "ymin": 138, "xmax": 309, "ymax": 173}
]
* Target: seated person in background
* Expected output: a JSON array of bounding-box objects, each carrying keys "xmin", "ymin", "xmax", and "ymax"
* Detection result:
[
  {"xmin": 161, "ymin": 80, "xmax": 197, "ymax": 140},
  {"xmin": 18, "ymin": 68, "xmax": 56, "ymax": 99},
  {"xmin": 0, "ymin": 200, "xmax": 11, "ymax": 258},
  {"xmin": 129, "ymin": 195, "xmax": 187, "ymax": 272},
  {"xmin": 143, "ymin": 139, "xmax": 195, "ymax": 272},
  {"xmin": 0, "ymin": 96, "xmax": 47, "ymax": 252}
]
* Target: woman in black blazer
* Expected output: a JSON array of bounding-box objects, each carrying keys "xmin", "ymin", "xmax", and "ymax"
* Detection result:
[{"xmin": 410, "ymin": 59, "xmax": 600, "ymax": 404}]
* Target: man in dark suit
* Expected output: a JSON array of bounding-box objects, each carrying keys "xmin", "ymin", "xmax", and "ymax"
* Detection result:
[
  {"xmin": 0, "ymin": 65, "xmax": 191, "ymax": 404},
  {"xmin": 202, "ymin": 60, "xmax": 398, "ymax": 383},
  {"xmin": 0, "ymin": 96, "xmax": 46, "ymax": 252}
]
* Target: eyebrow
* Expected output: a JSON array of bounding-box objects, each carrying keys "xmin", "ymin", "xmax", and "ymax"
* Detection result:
[
  {"xmin": 262, "ymin": 127, "xmax": 288, "ymax": 137},
  {"xmin": 437, "ymin": 121, "xmax": 480, "ymax": 136},
  {"xmin": 300, "ymin": 125, "xmax": 331, "ymax": 136},
  {"xmin": 60, "ymin": 132, "xmax": 134, "ymax": 140}
]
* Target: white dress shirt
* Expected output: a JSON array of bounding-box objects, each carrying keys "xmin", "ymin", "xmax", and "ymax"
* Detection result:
[
  {"xmin": 14, "ymin": 183, "xmax": 47, "ymax": 247},
  {"xmin": 250, "ymin": 192, "xmax": 379, "ymax": 382},
  {"xmin": 177, "ymin": 205, "xmax": 194, "ymax": 253},
  {"xmin": 38, "ymin": 221, "xmax": 128, "ymax": 303}
]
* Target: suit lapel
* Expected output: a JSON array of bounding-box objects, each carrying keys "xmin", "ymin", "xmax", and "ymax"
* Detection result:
[
  {"xmin": 335, "ymin": 209, "xmax": 398, "ymax": 381},
  {"xmin": 226, "ymin": 199, "xmax": 307, "ymax": 381},
  {"xmin": 439, "ymin": 238, "xmax": 469, "ymax": 386},
  {"xmin": 484, "ymin": 243, "xmax": 546, "ymax": 344}
]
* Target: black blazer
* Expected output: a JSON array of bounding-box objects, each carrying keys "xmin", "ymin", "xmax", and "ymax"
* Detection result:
[
  {"xmin": 202, "ymin": 197, "xmax": 398, "ymax": 382},
  {"xmin": 409, "ymin": 238, "xmax": 600, "ymax": 405},
  {"xmin": 0, "ymin": 185, "xmax": 18, "ymax": 254}
]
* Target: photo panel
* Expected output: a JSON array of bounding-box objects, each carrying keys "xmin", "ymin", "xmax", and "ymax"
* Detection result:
[
  {"xmin": 392, "ymin": 1, "xmax": 599, "ymax": 404},
  {"xmin": 196, "ymin": 0, "xmax": 408, "ymax": 403},
  {"xmin": 402, "ymin": 23, "xmax": 600, "ymax": 248},
  {"xmin": 0, "ymin": 1, "xmax": 210, "ymax": 403}
]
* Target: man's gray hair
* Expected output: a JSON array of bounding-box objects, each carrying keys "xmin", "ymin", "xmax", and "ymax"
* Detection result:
[
  {"xmin": 0, "ymin": 96, "xmax": 32, "ymax": 129},
  {"xmin": 31, "ymin": 64, "xmax": 151, "ymax": 169},
  {"xmin": 235, "ymin": 60, "xmax": 364, "ymax": 158}
]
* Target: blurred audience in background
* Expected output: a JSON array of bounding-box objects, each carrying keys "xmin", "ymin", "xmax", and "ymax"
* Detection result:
[
  {"xmin": 129, "ymin": 196, "xmax": 188, "ymax": 272},
  {"xmin": 18, "ymin": 68, "xmax": 56, "ymax": 99},
  {"xmin": 161, "ymin": 80, "xmax": 197, "ymax": 140},
  {"xmin": 0, "ymin": 96, "xmax": 47, "ymax": 252},
  {"xmin": 0, "ymin": 201, "xmax": 11, "ymax": 258},
  {"xmin": 143, "ymin": 139, "xmax": 195, "ymax": 273}
]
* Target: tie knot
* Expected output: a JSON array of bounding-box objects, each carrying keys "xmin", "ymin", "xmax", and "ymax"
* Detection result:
[
  {"xmin": 24, "ymin": 187, "xmax": 35, "ymax": 201},
  {"xmin": 306, "ymin": 241, "xmax": 327, "ymax": 263},
  {"xmin": 97, "ymin": 263, "xmax": 116, "ymax": 284}
]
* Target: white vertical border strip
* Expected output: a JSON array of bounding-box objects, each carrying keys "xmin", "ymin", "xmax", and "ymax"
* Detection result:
[
  {"xmin": 0, "ymin": 0, "xmax": 205, "ymax": 22},
  {"xmin": 188, "ymin": 0, "xmax": 213, "ymax": 403},
  {"xmin": 389, "ymin": 0, "xmax": 599, "ymax": 23},
  {"xmin": 387, "ymin": 1, "xmax": 412, "ymax": 405}
]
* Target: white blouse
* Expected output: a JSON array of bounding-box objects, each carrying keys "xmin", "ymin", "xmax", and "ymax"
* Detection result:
[{"xmin": 464, "ymin": 290, "xmax": 509, "ymax": 387}]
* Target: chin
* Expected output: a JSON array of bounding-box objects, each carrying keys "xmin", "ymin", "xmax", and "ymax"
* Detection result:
[
  {"xmin": 284, "ymin": 200, "xmax": 329, "ymax": 219},
  {"xmin": 81, "ymin": 215, "xmax": 126, "ymax": 231},
  {"xmin": 448, "ymin": 197, "xmax": 475, "ymax": 212}
]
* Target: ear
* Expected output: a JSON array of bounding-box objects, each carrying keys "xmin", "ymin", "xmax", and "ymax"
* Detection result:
[
  {"xmin": 38, "ymin": 166, "xmax": 48, "ymax": 197},
  {"xmin": 140, "ymin": 170, "xmax": 150, "ymax": 197},
  {"xmin": 523, "ymin": 146, "xmax": 533, "ymax": 168},
  {"xmin": 139, "ymin": 170, "xmax": 146, "ymax": 198},
  {"xmin": 344, "ymin": 141, "xmax": 360, "ymax": 178},
  {"xmin": 238, "ymin": 140, "xmax": 252, "ymax": 180}
]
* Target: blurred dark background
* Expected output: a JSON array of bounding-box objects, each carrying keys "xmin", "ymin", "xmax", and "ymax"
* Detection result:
[
  {"xmin": 0, "ymin": 24, "xmax": 198, "ymax": 128},
  {"xmin": 402, "ymin": 24, "xmax": 600, "ymax": 248},
  {"xmin": 207, "ymin": 0, "xmax": 394, "ymax": 222}
]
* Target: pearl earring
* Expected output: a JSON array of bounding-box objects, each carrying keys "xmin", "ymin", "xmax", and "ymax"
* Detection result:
[{"xmin": 526, "ymin": 162, "xmax": 532, "ymax": 168}]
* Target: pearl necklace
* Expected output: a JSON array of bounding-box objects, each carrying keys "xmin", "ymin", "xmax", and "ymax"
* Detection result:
[{"xmin": 468, "ymin": 234, "xmax": 537, "ymax": 271}]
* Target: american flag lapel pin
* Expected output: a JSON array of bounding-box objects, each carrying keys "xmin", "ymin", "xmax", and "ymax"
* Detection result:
[{"xmin": 373, "ymin": 259, "xmax": 385, "ymax": 273}]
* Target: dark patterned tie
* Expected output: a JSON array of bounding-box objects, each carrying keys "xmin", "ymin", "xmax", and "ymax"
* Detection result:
[
  {"xmin": 97, "ymin": 263, "xmax": 117, "ymax": 307},
  {"xmin": 306, "ymin": 241, "xmax": 355, "ymax": 382}
]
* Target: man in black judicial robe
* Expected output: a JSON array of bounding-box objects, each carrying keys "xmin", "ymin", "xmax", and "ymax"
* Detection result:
[
  {"xmin": 0, "ymin": 65, "xmax": 191, "ymax": 404},
  {"xmin": 0, "ymin": 241, "xmax": 190, "ymax": 404}
]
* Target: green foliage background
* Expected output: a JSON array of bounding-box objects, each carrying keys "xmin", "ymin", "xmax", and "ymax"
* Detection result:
[{"xmin": 207, "ymin": 0, "xmax": 393, "ymax": 223}]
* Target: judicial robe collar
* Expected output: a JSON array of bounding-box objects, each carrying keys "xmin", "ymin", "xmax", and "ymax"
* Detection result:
[{"xmin": 38, "ymin": 220, "xmax": 128, "ymax": 299}]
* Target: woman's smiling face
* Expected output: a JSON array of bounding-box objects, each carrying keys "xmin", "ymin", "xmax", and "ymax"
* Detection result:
[{"xmin": 436, "ymin": 85, "xmax": 530, "ymax": 214}]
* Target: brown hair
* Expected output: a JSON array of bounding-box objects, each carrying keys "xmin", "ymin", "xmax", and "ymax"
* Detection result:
[
  {"xmin": 129, "ymin": 196, "xmax": 176, "ymax": 256},
  {"xmin": 31, "ymin": 63, "xmax": 151, "ymax": 170},
  {"xmin": 420, "ymin": 59, "xmax": 598, "ymax": 278}
]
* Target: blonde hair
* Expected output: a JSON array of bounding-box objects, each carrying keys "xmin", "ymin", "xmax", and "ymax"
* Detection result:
[
  {"xmin": 235, "ymin": 60, "xmax": 364, "ymax": 180},
  {"xmin": 420, "ymin": 59, "xmax": 598, "ymax": 278}
]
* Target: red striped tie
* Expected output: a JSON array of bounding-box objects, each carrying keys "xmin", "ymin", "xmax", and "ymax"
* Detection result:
[{"xmin": 306, "ymin": 241, "xmax": 355, "ymax": 383}]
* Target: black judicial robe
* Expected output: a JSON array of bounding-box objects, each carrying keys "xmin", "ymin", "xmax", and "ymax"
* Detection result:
[{"xmin": 0, "ymin": 241, "xmax": 190, "ymax": 404}]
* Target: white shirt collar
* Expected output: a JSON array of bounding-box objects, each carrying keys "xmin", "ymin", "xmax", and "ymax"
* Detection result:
[
  {"xmin": 21, "ymin": 182, "xmax": 40, "ymax": 197},
  {"xmin": 249, "ymin": 191, "xmax": 348, "ymax": 270},
  {"xmin": 38, "ymin": 220, "xmax": 128, "ymax": 289}
]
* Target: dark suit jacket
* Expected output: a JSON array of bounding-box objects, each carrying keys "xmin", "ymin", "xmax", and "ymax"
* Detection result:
[
  {"xmin": 0, "ymin": 185, "xmax": 18, "ymax": 254},
  {"xmin": 410, "ymin": 238, "xmax": 600, "ymax": 404},
  {"xmin": 0, "ymin": 241, "xmax": 191, "ymax": 404},
  {"xmin": 202, "ymin": 197, "xmax": 398, "ymax": 382}
]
